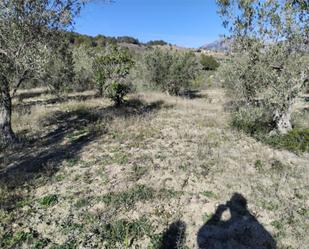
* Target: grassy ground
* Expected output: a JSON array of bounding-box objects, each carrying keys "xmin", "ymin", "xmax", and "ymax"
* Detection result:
[{"xmin": 0, "ymin": 88, "xmax": 308, "ymax": 249}]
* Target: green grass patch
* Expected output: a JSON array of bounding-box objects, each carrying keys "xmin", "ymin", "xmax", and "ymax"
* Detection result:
[
  {"xmin": 129, "ymin": 164, "xmax": 148, "ymax": 181},
  {"xmin": 270, "ymin": 220, "xmax": 284, "ymax": 230},
  {"xmin": 38, "ymin": 194, "xmax": 58, "ymax": 207},
  {"xmin": 157, "ymin": 188, "xmax": 183, "ymax": 199},
  {"xmin": 100, "ymin": 217, "xmax": 153, "ymax": 248},
  {"xmin": 1, "ymin": 231, "xmax": 33, "ymax": 248},
  {"xmin": 231, "ymin": 108, "xmax": 309, "ymax": 153},
  {"xmin": 50, "ymin": 240, "xmax": 77, "ymax": 249},
  {"xmin": 74, "ymin": 198, "xmax": 89, "ymax": 209},
  {"xmin": 254, "ymin": 160, "xmax": 264, "ymax": 172},
  {"xmin": 265, "ymin": 128, "xmax": 309, "ymax": 153},
  {"xmin": 201, "ymin": 191, "xmax": 216, "ymax": 199},
  {"xmin": 31, "ymin": 238, "xmax": 50, "ymax": 249},
  {"xmin": 101, "ymin": 185, "xmax": 155, "ymax": 210}
]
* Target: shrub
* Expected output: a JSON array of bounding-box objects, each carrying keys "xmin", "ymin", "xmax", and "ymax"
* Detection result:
[
  {"xmin": 93, "ymin": 45, "xmax": 134, "ymax": 104},
  {"xmin": 231, "ymin": 106, "xmax": 309, "ymax": 153},
  {"xmin": 265, "ymin": 129, "xmax": 309, "ymax": 153},
  {"xmin": 231, "ymin": 106, "xmax": 275, "ymax": 136},
  {"xmin": 106, "ymin": 81, "xmax": 133, "ymax": 106},
  {"xmin": 200, "ymin": 54, "xmax": 220, "ymax": 71},
  {"xmin": 144, "ymin": 49, "xmax": 200, "ymax": 95}
]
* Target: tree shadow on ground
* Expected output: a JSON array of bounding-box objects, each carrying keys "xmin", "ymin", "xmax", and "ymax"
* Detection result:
[
  {"xmin": 14, "ymin": 93, "xmax": 98, "ymax": 112},
  {"xmin": 0, "ymin": 98, "xmax": 170, "ymax": 191},
  {"xmin": 14, "ymin": 89, "xmax": 50, "ymax": 101},
  {"xmin": 159, "ymin": 220, "xmax": 187, "ymax": 249},
  {"xmin": 197, "ymin": 193, "xmax": 276, "ymax": 249},
  {"xmin": 179, "ymin": 90, "xmax": 206, "ymax": 99}
]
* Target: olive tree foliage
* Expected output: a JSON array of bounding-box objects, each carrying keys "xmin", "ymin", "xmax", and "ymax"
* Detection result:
[
  {"xmin": 144, "ymin": 49, "xmax": 200, "ymax": 95},
  {"xmin": 43, "ymin": 38, "xmax": 75, "ymax": 94},
  {"xmin": 0, "ymin": 0, "xmax": 89, "ymax": 144},
  {"xmin": 92, "ymin": 45, "xmax": 135, "ymax": 105},
  {"xmin": 217, "ymin": 0, "xmax": 309, "ymax": 134},
  {"xmin": 72, "ymin": 44, "xmax": 97, "ymax": 91}
]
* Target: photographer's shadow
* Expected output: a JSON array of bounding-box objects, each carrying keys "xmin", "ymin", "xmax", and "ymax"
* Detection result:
[{"xmin": 197, "ymin": 193, "xmax": 276, "ymax": 249}]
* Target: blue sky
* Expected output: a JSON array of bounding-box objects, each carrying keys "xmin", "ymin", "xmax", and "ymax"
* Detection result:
[{"xmin": 74, "ymin": 0, "xmax": 226, "ymax": 48}]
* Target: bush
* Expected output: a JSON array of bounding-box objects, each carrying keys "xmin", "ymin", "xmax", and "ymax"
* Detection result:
[
  {"xmin": 93, "ymin": 45, "xmax": 134, "ymax": 104},
  {"xmin": 200, "ymin": 54, "xmax": 220, "ymax": 71},
  {"xmin": 106, "ymin": 81, "xmax": 133, "ymax": 106},
  {"xmin": 231, "ymin": 106, "xmax": 275, "ymax": 136},
  {"xmin": 265, "ymin": 129, "xmax": 309, "ymax": 153},
  {"xmin": 231, "ymin": 106, "xmax": 309, "ymax": 153},
  {"xmin": 144, "ymin": 49, "xmax": 200, "ymax": 95}
]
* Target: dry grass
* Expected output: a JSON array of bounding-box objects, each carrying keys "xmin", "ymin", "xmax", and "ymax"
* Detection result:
[{"xmin": 0, "ymin": 88, "xmax": 308, "ymax": 248}]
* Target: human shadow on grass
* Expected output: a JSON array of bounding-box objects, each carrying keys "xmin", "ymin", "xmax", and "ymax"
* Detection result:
[
  {"xmin": 159, "ymin": 220, "xmax": 187, "ymax": 249},
  {"xmin": 0, "ymin": 98, "xmax": 169, "ymax": 190},
  {"xmin": 197, "ymin": 193, "xmax": 276, "ymax": 249}
]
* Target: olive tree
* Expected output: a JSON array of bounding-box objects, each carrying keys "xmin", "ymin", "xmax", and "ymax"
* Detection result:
[
  {"xmin": 217, "ymin": 0, "xmax": 309, "ymax": 134},
  {"xmin": 0, "ymin": 0, "xmax": 87, "ymax": 144},
  {"xmin": 144, "ymin": 49, "xmax": 200, "ymax": 95},
  {"xmin": 92, "ymin": 45, "xmax": 134, "ymax": 105}
]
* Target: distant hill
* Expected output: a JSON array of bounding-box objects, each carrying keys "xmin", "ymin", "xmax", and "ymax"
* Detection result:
[{"xmin": 201, "ymin": 38, "xmax": 232, "ymax": 52}]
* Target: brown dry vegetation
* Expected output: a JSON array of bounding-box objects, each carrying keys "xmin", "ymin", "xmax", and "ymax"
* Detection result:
[{"xmin": 0, "ymin": 87, "xmax": 308, "ymax": 249}]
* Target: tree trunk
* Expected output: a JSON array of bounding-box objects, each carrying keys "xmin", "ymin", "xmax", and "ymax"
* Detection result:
[
  {"xmin": 0, "ymin": 78, "xmax": 16, "ymax": 144},
  {"xmin": 274, "ymin": 109, "xmax": 292, "ymax": 134}
]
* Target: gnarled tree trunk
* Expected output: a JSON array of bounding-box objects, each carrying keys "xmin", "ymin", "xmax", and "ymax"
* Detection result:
[{"xmin": 0, "ymin": 77, "xmax": 16, "ymax": 144}]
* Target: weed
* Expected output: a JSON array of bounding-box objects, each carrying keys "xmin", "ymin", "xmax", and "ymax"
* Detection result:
[
  {"xmin": 1, "ymin": 231, "xmax": 33, "ymax": 248},
  {"xmin": 66, "ymin": 158, "xmax": 79, "ymax": 167},
  {"xmin": 261, "ymin": 201, "xmax": 279, "ymax": 211},
  {"xmin": 55, "ymin": 174, "xmax": 65, "ymax": 182},
  {"xmin": 129, "ymin": 164, "xmax": 148, "ymax": 181},
  {"xmin": 158, "ymin": 188, "xmax": 183, "ymax": 199},
  {"xmin": 38, "ymin": 194, "xmax": 58, "ymax": 207},
  {"xmin": 75, "ymin": 198, "xmax": 89, "ymax": 209},
  {"xmin": 202, "ymin": 212, "xmax": 212, "ymax": 223},
  {"xmin": 254, "ymin": 160, "xmax": 264, "ymax": 172},
  {"xmin": 50, "ymin": 239, "xmax": 77, "ymax": 249},
  {"xmin": 31, "ymin": 238, "xmax": 50, "ymax": 249},
  {"xmin": 61, "ymin": 221, "xmax": 84, "ymax": 234},
  {"xmin": 271, "ymin": 160, "xmax": 285, "ymax": 172},
  {"xmin": 65, "ymin": 128, "xmax": 90, "ymax": 142},
  {"xmin": 271, "ymin": 220, "xmax": 284, "ymax": 230},
  {"xmin": 100, "ymin": 217, "xmax": 153, "ymax": 248},
  {"xmin": 16, "ymin": 198, "xmax": 32, "ymax": 208},
  {"xmin": 112, "ymin": 150, "xmax": 129, "ymax": 165},
  {"xmin": 101, "ymin": 185, "xmax": 155, "ymax": 209},
  {"xmin": 201, "ymin": 191, "xmax": 216, "ymax": 199}
]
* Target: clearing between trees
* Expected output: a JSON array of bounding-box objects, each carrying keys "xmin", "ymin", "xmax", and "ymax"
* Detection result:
[{"xmin": 0, "ymin": 87, "xmax": 308, "ymax": 249}]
